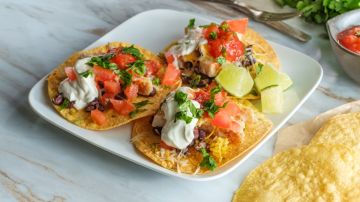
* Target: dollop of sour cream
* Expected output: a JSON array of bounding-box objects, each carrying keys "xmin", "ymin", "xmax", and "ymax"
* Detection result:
[
  {"xmin": 58, "ymin": 57, "xmax": 99, "ymax": 110},
  {"xmin": 169, "ymin": 27, "xmax": 207, "ymax": 56},
  {"xmin": 152, "ymin": 87, "xmax": 200, "ymax": 150}
]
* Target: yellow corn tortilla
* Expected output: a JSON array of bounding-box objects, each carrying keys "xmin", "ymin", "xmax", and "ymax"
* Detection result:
[
  {"xmin": 310, "ymin": 112, "xmax": 360, "ymax": 152},
  {"xmin": 233, "ymin": 144, "xmax": 360, "ymax": 202},
  {"xmin": 47, "ymin": 42, "xmax": 181, "ymax": 130},
  {"xmin": 131, "ymin": 99, "xmax": 272, "ymax": 174}
]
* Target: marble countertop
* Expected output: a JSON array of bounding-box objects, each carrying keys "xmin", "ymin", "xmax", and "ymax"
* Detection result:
[{"xmin": 1, "ymin": 0, "xmax": 359, "ymax": 201}]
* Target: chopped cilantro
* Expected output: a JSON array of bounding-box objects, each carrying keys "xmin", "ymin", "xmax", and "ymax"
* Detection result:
[
  {"xmin": 200, "ymin": 148, "xmax": 217, "ymax": 171},
  {"xmin": 79, "ymin": 70, "xmax": 93, "ymax": 78},
  {"xmin": 216, "ymin": 56, "xmax": 226, "ymax": 65},
  {"xmin": 255, "ymin": 63, "xmax": 264, "ymax": 75},
  {"xmin": 152, "ymin": 77, "xmax": 160, "ymax": 86},
  {"xmin": 174, "ymin": 90, "xmax": 203, "ymax": 123},
  {"xmin": 203, "ymin": 85, "xmax": 224, "ymax": 118},
  {"xmin": 209, "ymin": 31, "xmax": 217, "ymax": 40},
  {"xmin": 187, "ymin": 18, "xmax": 196, "ymax": 29},
  {"xmin": 219, "ymin": 23, "xmax": 229, "ymax": 31},
  {"xmin": 119, "ymin": 70, "xmax": 132, "ymax": 87},
  {"xmin": 86, "ymin": 53, "xmax": 115, "ymax": 68},
  {"xmin": 130, "ymin": 100, "xmax": 151, "ymax": 118},
  {"xmin": 122, "ymin": 45, "xmax": 143, "ymax": 60},
  {"xmin": 189, "ymin": 73, "xmax": 202, "ymax": 88},
  {"xmin": 128, "ymin": 60, "xmax": 146, "ymax": 75},
  {"xmin": 175, "ymin": 111, "xmax": 193, "ymax": 124},
  {"xmin": 60, "ymin": 98, "xmax": 70, "ymax": 110}
]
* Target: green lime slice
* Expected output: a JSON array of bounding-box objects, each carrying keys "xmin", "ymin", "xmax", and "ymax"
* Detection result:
[
  {"xmin": 261, "ymin": 85, "xmax": 283, "ymax": 114},
  {"xmin": 215, "ymin": 64, "xmax": 254, "ymax": 98},
  {"xmin": 278, "ymin": 72, "xmax": 293, "ymax": 91}
]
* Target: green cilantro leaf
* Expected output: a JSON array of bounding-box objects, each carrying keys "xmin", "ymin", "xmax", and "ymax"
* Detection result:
[
  {"xmin": 79, "ymin": 70, "xmax": 93, "ymax": 78},
  {"xmin": 119, "ymin": 70, "xmax": 132, "ymax": 87},
  {"xmin": 216, "ymin": 56, "xmax": 226, "ymax": 65},
  {"xmin": 210, "ymin": 85, "xmax": 222, "ymax": 97},
  {"xmin": 86, "ymin": 53, "xmax": 115, "ymax": 68},
  {"xmin": 152, "ymin": 77, "xmax": 160, "ymax": 86},
  {"xmin": 130, "ymin": 100, "xmax": 151, "ymax": 118},
  {"xmin": 189, "ymin": 73, "xmax": 202, "ymax": 88},
  {"xmin": 175, "ymin": 111, "xmax": 193, "ymax": 124},
  {"xmin": 174, "ymin": 91, "xmax": 188, "ymax": 105},
  {"xmin": 203, "ymin": 99, "xmax": 219, "ymax": 118},
  {"xmin": 200, "ymin": 148, "xmax": 217, "ymax": 171},
  {"xmin": 122, "ymin": 45, "xmax": 143, "ymax": 59},
  {"xmin": 255, "ymin": 63, "xmax": 264, "ymax": 75},
  {"xmin": 219, "ymin": 22, "xmax": 229, "ymax": 31},
  {"xmin": 209, "ymin": 31, "xmax": 217, "ymax": 40},
  {"xmin": 128, "ymin": 60, "xmax": 146, "ymax": 75},
  {"xmin": 60, "ymin": 98, "xmax": 70, "ymax": 110},
  {"xmin": 187, "ymin": 18, "xmax": 196, "ymax": 29}
]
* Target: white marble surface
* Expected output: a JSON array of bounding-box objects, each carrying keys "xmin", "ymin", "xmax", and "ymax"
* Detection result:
[{"xmin": 1, "ymin": 0, "xmax": 360, "ymax": 201}]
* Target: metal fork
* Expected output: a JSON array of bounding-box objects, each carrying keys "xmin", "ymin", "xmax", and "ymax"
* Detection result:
[{"xmin": 195, "ymin": 0, "xmax": 301, "ymax": 21}]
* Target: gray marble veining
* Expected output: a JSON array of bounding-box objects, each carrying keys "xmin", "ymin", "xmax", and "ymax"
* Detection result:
[{"xmin": 1, "ymin": 0, "xmax": 360, "ymax": 201}]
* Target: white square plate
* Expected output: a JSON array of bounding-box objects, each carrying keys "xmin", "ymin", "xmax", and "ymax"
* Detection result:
[{"xmin": 28, "ymin": 9, "xmax": 322, "ymax": 181}]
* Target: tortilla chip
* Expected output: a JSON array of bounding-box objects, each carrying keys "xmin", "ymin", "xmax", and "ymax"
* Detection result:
[
  {"xmin": 232, "ymin": 144, "xmax": 360, "ymax": 202},
  {"xmin": 47, "ymin": 42, "xmax": 180, "ymax": 130},
  {"xmin": 310, "ymin": 112, "xmax": 360, "ymax": 152},
  {"xmin": 131, "ymin": 99, "xmax": 272, "ymax": 174}
]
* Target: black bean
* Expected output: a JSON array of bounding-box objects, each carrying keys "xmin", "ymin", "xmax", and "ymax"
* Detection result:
[
  {"xmin": 97, "ymin": 81, "xmax": 104, "ymax": 89},
  {"xmin": 184, "ymin": 61, "xmax": 193, "ymax": 69},
  {"xmin": 147, "ymin": 87, "xmax": 156, "ymax": 97},
  {"xmin": 115, "ymin": 92, "xmax": 126, "ymax": 100},
  {"xmin": 85, "ymin": 105, "xmax": 96, "ymax": 112},
  {"xmin": 198, "ymin": 129, "xmax": 206, "ymax": 140},
  {"xmin": 52, "ymin": 94, "xmax": 64, "ymax": 105},
  {"xmin": 98, "ymin": 104, "xmax": 105, "ymax": 112}
]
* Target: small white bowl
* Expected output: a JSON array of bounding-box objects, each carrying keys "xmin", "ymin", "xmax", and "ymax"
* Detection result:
[{"xmin": 326, "ymin": 9, "xmax": 360, "ymax": 84}]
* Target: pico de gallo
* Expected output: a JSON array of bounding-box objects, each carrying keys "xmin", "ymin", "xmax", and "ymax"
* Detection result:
[
  {"xmin": 337, "ymin": 25, "xmax": 360, "ymax": 55},
  {"xmin": 52, "ymin": 45, "xmax": 178, "ymax": 125}
]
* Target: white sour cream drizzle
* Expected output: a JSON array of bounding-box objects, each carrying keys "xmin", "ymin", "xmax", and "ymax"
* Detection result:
[
  {"xmin": 167, "ymin": 27, "xmax": 207, "ymax": 69},
  {"xmin": 152, "ymin": 87, "xmax": 200, "ymax": 150},
  {"xmin": 58, "ymin": 57, "xmax": 99, "ymax": 110}
]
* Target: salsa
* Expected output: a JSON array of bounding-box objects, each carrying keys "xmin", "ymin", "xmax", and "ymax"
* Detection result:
[{"xmin": 337, "ymin": 25, "xmax": 360, "ymax": 54}]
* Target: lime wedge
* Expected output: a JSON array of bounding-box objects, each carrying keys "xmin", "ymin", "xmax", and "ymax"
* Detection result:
[
  {"xmin": 254, "ymin": 65, "xmax": 280, "ymax": 91},
  {"xmin": 278, "ymin": 72, "xmax": 293, "ymax": 91},
  {"xmin": 261, "ymin": 86, "xmax": 283, "ymax": 114},
  {"xmin": 215, "ymin": 64, "xmax": 254, "ymax": 98}
]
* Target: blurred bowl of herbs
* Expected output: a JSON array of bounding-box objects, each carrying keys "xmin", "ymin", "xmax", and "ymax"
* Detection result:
[{"xmin": 275, "ymin": 0, "xmax": 360, "ymax": 24}]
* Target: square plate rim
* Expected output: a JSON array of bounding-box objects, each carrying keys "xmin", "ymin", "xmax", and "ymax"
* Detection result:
[{"xmin": 28, "ymin": 9, "xmax": 323, "ymax": 181}]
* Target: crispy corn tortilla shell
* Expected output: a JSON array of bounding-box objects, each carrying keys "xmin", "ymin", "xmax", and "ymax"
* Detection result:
[
  {"xmin": 310, "ymin": 112, "xmax": 360, "ymax": 152},
  {"xmin": 131, "ymin": 99, "xmax": 272, "ymax": 174},
  {"xmin": 47, "ymin": 42, "xmax": 180, "ymax": 130},
  {"xmin": 233, "ymin": 144, "xmax": 360, "ymax": 202}
]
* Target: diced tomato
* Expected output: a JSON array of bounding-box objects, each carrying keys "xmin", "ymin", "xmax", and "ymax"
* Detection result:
[
  {"xmin": 104, "ymin": 80, "xmax": 121, "ymax": 94},
  {"xmin": 100, "ymin": 92, "xmax": 115, "ymax": 105},
  {"xmin": 208, "ymin": 32, "xmax": 244, "ymax": 62},
  {"xmin": 124, "ymin": 84, "xmax": 138, "ymax": 100},
  {"xmin": 111, "ymin": 53, "xmax": 136, "ymax": 69},
  {"xmin": 224, "ymin": 101, "xmax": 241, "ymax": 116},
  {"xmin": 93, "ymin": 65, "xmax": 116, "ymax": 81},
  {"xmin": 91, "ymin": 109, "xmax": 106, "ymax": 125},
  {"xmin": 64, "ymin": 67, "xmax": 77, "ymax": 81},
  {"xmin": 145, "ymin": 60, "xmax": 159, "ymax": 76},
  {"xmin": 165, "ymin": 53, "xmax": 175, "ymax": 64},
  {"xmin": 160, "ymin": 140, "xmax": 174, "ymax": 150},
  {"xmin": 214, "ymin": 91, "xmax": 227, "ymax": 106},
  {"xmin": 194, "ymin": 90, "xmax": 210, "ymax": 105},
  {"xmin": 203, "ymin": 23, "xmax": 220, "ymax": 40},
  {"xmin": 337, "ymin": 25, "xmax": 360, "ymax": 54},
  {"xmin": 225, "ymin": 18, "xmax": 248, "ymax": 34},
  {"xmin": 110, "ymin": 99, "xmax": 135, "ymax": 115},
  {"xmin": 212, "ymin": 109, "xmax": 231, "ymax": 128},
  {"xmin": 162, "ymin": 63, "xmax": 180, "ymax": 86}
]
